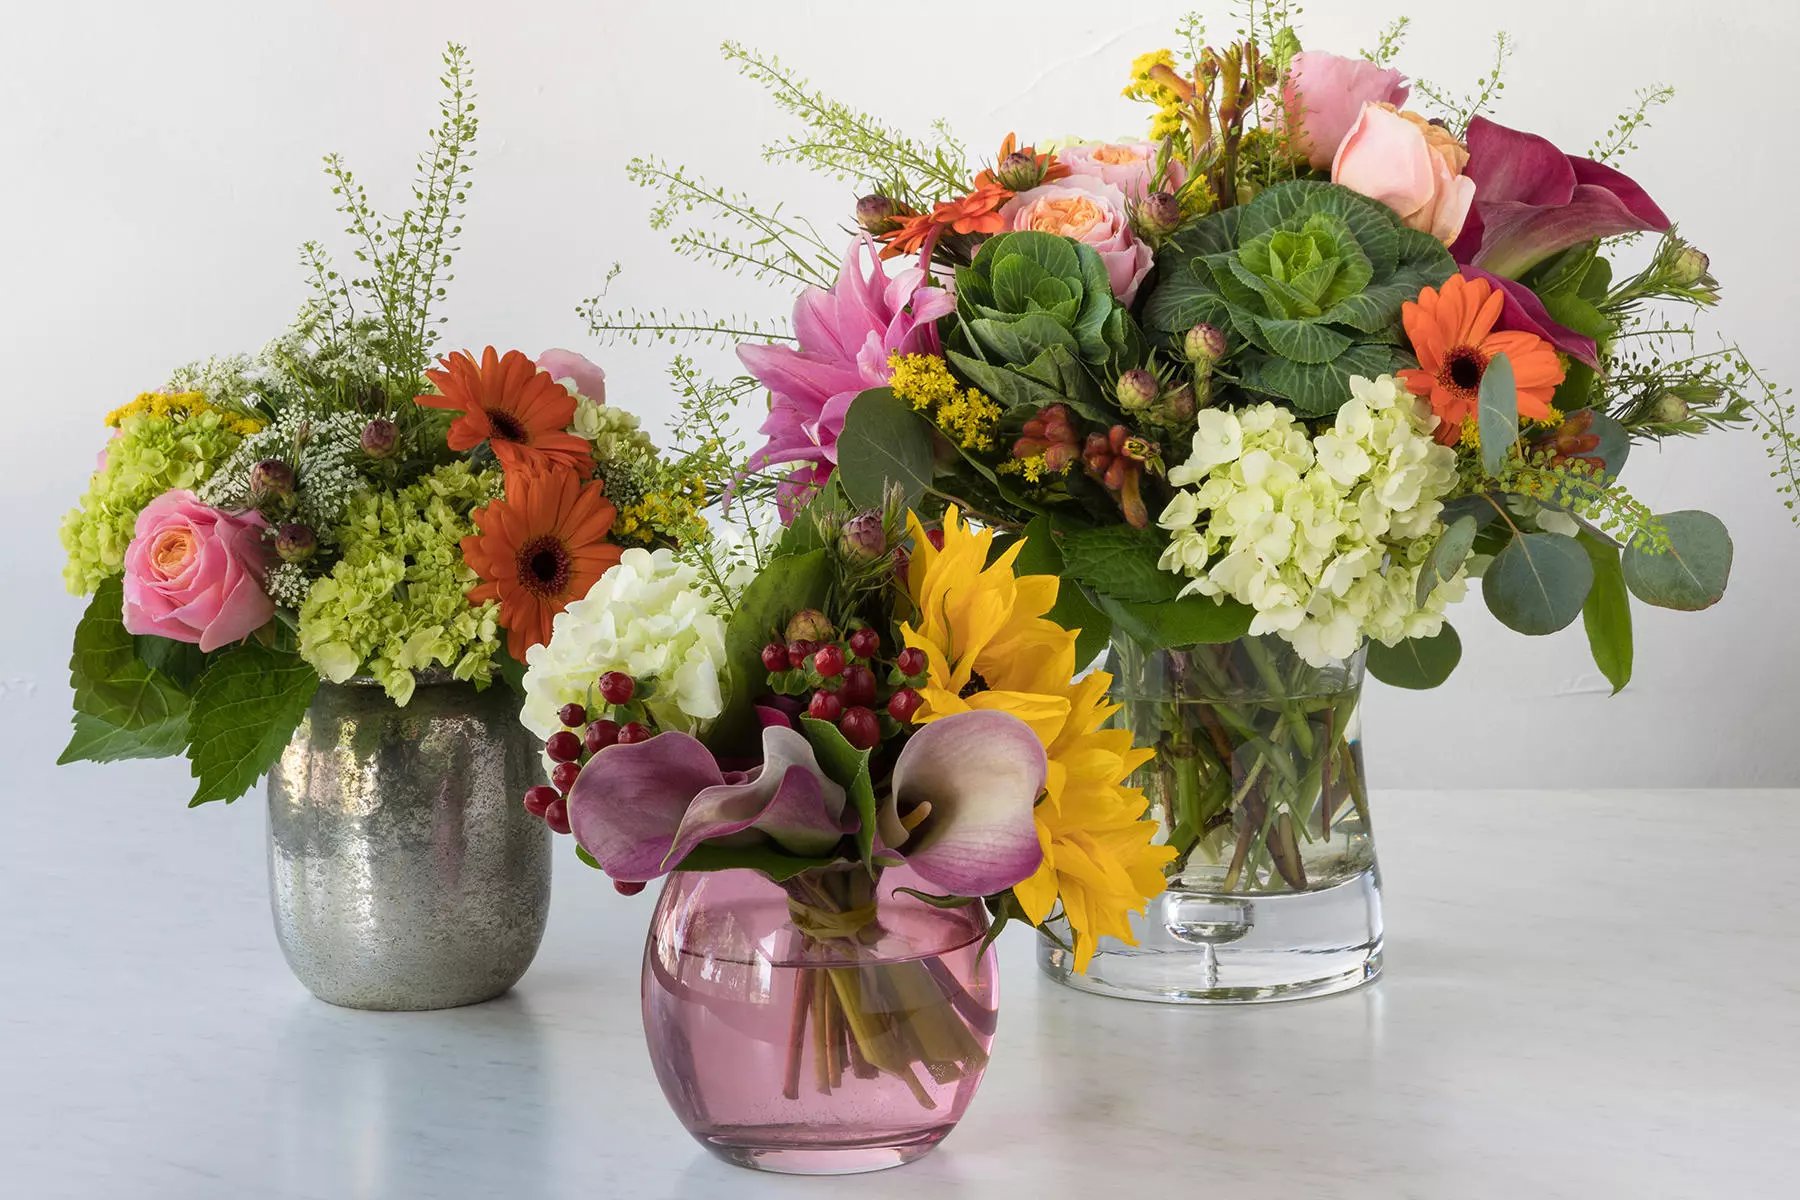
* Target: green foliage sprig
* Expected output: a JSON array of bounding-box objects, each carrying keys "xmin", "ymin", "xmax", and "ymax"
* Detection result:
[
  {"xmin": 1362, "ymin": 16, "xmax": 1411, "ymax": 66},
  {"xmin": 1589, "ymin": 85, "xmax": 1675, "ymax": 164},
  {"xmin": 1415, "ymin": 31, "xmax": 1513, "ymax": 135}
]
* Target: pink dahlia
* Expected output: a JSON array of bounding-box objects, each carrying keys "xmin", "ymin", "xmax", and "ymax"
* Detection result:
[{"xmin": 738, "ymin": 237, "xmax": 955, "ymax": 514}]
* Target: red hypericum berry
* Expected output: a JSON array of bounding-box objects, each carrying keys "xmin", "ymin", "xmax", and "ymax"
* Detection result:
[
  {"xmin": 558, "ymin": 702, "xmax": 589, "ymax": 729},
  {"xmin": 546, "ymin": 730, "xmax": 582, "ymax": 763},
  {"xmin": 760, "ymin": 642, "xmax": 790, "ymax": 673},
  {"xmin": 839, "ymin": 706, "xmax": 880, "ymax": 750},
  {"xmin": 598, "ymin": 671, "xmax": 636, "ymax": 706},
  {"xmin": 887, "ymin": 687, "xmax": 923, "ymax": 722},
  {"xmin": 926, "ymin": 528, "xmax": 945, "ymax": 550},
  {"xmin": 895, "ymin": 647, "xmax": 927, "ymax": 677},
  {"xmin": 544, "ymin": 798, "xmax": 572, "ymax": 836},
  {"xmin": 812, "ymin": 644, "xmax": 846, "ymax": 678},
  {"xmin": 787, "ymin": 640, "xmax": 816, "ymax": 669},
  {"xmin": 584, "ymin": 719, "xmax": 620, "ymax": 755},
  {"xmin": 614, "ymin": 879, "xmax": 647, "ymax": 896},
  {"xmin": 618, "ymin": 721, "xmax": 653, "ymax": 745},
  {"xmin": 808, "ymin": 690, "xmax": 843, "ymax": 722},
  {"xmin": 551, "ymin": 760, "xmax": 582, "ymax": 794},
  {"xmin": 523, "ymin": 785, "xmax": 558, "ymax": 818},
  {"xmin": 841, "ymin": 663, "xmax": 877, "ymax": 706},
  {"xmin": 848, "ymin": 628, "xmax": 880, "ymax": 659}
]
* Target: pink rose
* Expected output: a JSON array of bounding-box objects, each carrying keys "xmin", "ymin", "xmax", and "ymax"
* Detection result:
[
  {"xmin": 536, "ymin": 348, "xmax": 606, "ymax": 403},
  {"xmin": 1000, "ymin": 175, "xmax": 1153, "ymax": 304},
  {"xmin": 1283, "ymin": 50, "xmax": 1411, "ymax": 170},
  {"xmin": 122, "ymin": 490, "xmax": 275, "ymax": 651},
  {"xmin": 1332, "ymin": 103, "xmax": 1475, "ymax": 245},
  {"xmin": 1055, "ymin": 140, "xmax": 1186, "ymax": 202}
]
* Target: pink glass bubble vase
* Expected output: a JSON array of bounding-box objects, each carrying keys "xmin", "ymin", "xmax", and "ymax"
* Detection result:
[{"xmin": 641, "ymin": 867, "xmax": 1000, "ymax": 1175}]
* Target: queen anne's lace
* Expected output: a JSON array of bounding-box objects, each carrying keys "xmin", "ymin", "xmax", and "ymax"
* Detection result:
[{"xmin": 1158, "ymin": 374, "xmax": 1466, "ymax": 666}]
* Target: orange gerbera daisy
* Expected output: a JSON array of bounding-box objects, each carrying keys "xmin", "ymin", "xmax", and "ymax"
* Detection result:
[
  {"xmin": 462, "ymin": 466, "xmax": 622, "ymax": 659},
  {"xmin": 417, "ymin": 347, "xmax": 593, "ymax": 475},
  {"xmin": 877, "ymin": 134, "xmax": 1067, "ymax": 260},
  {"xmin": 1398, "ymin": 274, "xmax": 1567, "ymax": 446}
]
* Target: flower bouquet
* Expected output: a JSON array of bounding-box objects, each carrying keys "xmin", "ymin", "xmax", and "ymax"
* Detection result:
[
  {"xmin": 520, "ymin": 495, "xmax": 1168, "ymax": 1168},
  {"xmin": 589, "ymin": 13, "xmax": 1791, "ymax": 1001}
]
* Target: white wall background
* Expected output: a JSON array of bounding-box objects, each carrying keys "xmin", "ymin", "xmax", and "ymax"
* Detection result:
[{"xmin": 3, "ymin": 0, "xmax": 1796, "ymax": 794}]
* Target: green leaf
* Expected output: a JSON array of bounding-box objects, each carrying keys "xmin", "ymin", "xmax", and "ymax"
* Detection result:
[
  {"xmin": 891, "ymin": 887, "xmax": 977, "ymax": 909},
  {"xmin": 1482, "ymin": 531, "xmax": 1594, "ymax": 635},
  {"xmin": 1579, "ymin": 534, "xmax": 1633, "ymax": 694},
  {"xmin": 69, "ymin": 578, "xmax": 192, "ymax": 732},
  {"xmin": 1366, "ymin": 624, "xmax": 1462, "ymax": 689},
  {"xmin": 134, "ymin": 636, "xmax": 207, "ymax": 689},
  {"xmin": 184, "ymin": 645, "xmax": 320, "ymax": 805},
  {"xmin": 799, "ymin": 716, "xmax": 878, "ymax": 867},
  {"xmin": 1622, "ymin": 510, "xmax": 1733, "ymax": 611},
  {"xmin": 1416, "ymin": 515, "xmax": 1478, "ymax": 606},
  {"xmin": 670, "ymin": 841, "xmax": 838, "ymax": 882},
  {"xmin": 493, "ymin": 644, "xmax": 528, "ymax": 696},
  {"xmin": 835, "ymin": 387, "xmax": 937, "ymax": 512},
  {"xmin": 59, "ymin": 710, "xmax": 188, "ymax": 765},
  {"xmin": 711, "ymin": 549, "xmax": 835, "ymax": 757},
  {"xmin": 1478, "ymin": 350, "xmax": 1518, "ymax": 476},
  {"xmin": 1058, "ymin": 526, "xmax": 1185, "ymax": 605},
  {"xmin": 1095, "ymin": 590, "xmax": 1254, "ymax": 650},
  {"xmin": 574, "ymin": 844, "xmax": 603, "ymax": 871},
  {"xmin": 1012, "ymin": 516, "xmax": 1112, "ymax": 666}
]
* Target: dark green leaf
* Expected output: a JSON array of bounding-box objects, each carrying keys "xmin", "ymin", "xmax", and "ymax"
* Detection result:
[
  {"xmin": 1416, "ymin": 515, "xmax": 1478, "ymax": 606},
  {"xmin": 835, "ymin": 387, "xmax": 937, "ymax": 512},
  {"xmin": 69, "ymin": 578, "xmax": 191, "ymax": 732},
  {"xmin": 711, "ymin": 549, "xmax": 835, "ymax": 757},
  {"xmin": 799, "ymin": 716, "xmax": 878, "ymax": 867},
  {"xmin": 1058, "ymin": 526, "xmax": 1185, "ymax": 605},
  {"xmin": 1094, "ymin": 590, "xmax": 1254, "ymax": 650},
  {"xmin": 1579, "ymin": 533, "xmax": 1633, "ymax": 693},
  {"xmin": 1366, "ymin": 624, "xmax": 1462, "ymax": 689},
  {"xmin": 891, "ymin": 887, "xmax": 977, "ymax": 909},
  {"xmin": 134, "ymin": 637, "xmax": 207, "ymax": 689},
  {"xmin": 1012, "ymin": 516, "xmax": 1112, "ymax": 666},
  {"xmin": 1482, "ymin": 531, "xmax": 1594, "ymax": 635},
  {"xmin": 574, "ymin": 844, "xmax": 604, "ymax": 871},
  {"xmin": 184, "ymin": 645, "xmax": 320, "ymax": 805},
  {"xmin": 1478, "ymin": 351, "xmax": 1518, "ymax": 476},
  {"xmin": 670, "ymin": 841, "xmax": 838, "ymax": 882},
  {"xmin": 59, "ymin": 710, "xmax": 188, "ymax": 765},
  {"xmin": 1622, "ymin": 510, "xmax": 1732, "ymax": 611}
]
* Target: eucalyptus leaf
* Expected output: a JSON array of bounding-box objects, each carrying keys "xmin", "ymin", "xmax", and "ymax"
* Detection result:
[
  {"xmin": 1415, "ymin": 515, "xmax": 1478, "ymax": 606},
  {"xmin": 1579, "ymin": 533, "xmax": 1633, "ymax": 693},
  {"xmin": 1478, "ymin": 351, "xmax": 1518, "ymax": 476},
  {"xmin": 835, "ymin": 387, "xmax": 936, "ymax": 512},
  {"xmin": 184, "ymin": 645, "xmax": 320, "ymax": 806},
  {"xmin": 1366, "ymin": 625, "xmax": 1462, "ymax": 689},
  {"xmin": 1622, "ymin": 510, "xmax": 1732, "ymax": 611},
  {"xmin": 1482, "ymin": 531, "xmax": 1593, "ymax": 635}
]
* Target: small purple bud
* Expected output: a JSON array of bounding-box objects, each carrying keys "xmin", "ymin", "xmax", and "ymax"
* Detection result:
[
  {"xmin": 784, "ymin": 609, "xmax": 836, "ymax": 645},
  {"xmin": 1159, "ymin": 382, "xmax": 1197, "ymax": 424},
  {"xmin": 249, "ymin": 459, "xmax": 296, "ymax": 506},
  {"xmin": 1115, "ymin": 369, "xmax": 1160, "ymax": 412},
  {"xmin": 360, "ymin": 417, "xmax": 399, "ymax": 459},
  {"xmin": 855, "ymin": 195, "xmax": 900, "ymax": 236},
  {"xmin": 1140, "ymin": 191, "xmax": 1182, "ymax": 237},
  {"xmin": 1183, "ymin": 323, "xmax": 1227, "ymax": 366},
  {"xmin": 275, "ymin": 523, "xmax": 317, "ymax": 564},
  {"xmin": 838, "ymin": 511, "xmax": 886, "ymax": 562},
  {"xmin": 993, "ymin": 151, "xmax": 1046, "ymax": 192}
]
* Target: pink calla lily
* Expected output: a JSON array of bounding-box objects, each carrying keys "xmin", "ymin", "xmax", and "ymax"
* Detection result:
[
  {"xmin": 881, "ymin": 710, "xmax": 1048, "ymax": 897},
  {"xmin": 1461, "ymin": 266, "xmax": 1600, "ymax": 369},
  {"xmin": 1450, "ymin": 116, "xmax": 1670, "ymax": 278}
]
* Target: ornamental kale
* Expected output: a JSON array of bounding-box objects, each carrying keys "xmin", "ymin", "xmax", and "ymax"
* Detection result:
[{"xmin": 1143, "ymin": 180, "xmax": 1455, "ymax": 416}]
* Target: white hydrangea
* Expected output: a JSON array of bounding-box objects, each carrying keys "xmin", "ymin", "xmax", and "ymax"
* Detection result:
[
  {"xmin": 520, "ymin": 546, "xmax": 729, "ymax": 745},
  {"xmin": 1158, "ymin": 375, "xmax": 1467, "ymax": 667}
]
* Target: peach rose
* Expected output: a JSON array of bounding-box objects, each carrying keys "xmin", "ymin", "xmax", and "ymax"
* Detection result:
[
  {"xmin": 999, "ymin": 175, "xmax": 1154, "ymax": 304},
  {"xmin": 1332, "ymin": 103, "xmax": 1475, "ymax": 245},
  {"xmin": 1055, "ymin": 140, "xmax": 1186, "ymax": 201},
  {"xmin": 122, "ymin": 490, "xmax": 274, "ymax": 651}
]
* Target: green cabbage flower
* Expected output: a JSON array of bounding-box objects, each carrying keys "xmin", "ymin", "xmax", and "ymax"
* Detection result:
[{"xmin": 1143, "ymin": 180, "xmax": 1454, "ymax": 416}]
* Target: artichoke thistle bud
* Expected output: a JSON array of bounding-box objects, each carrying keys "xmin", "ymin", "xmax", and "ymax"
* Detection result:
[
  {"xmin": 1654, "ymin": 391, "xmax": 1690, "ymax": 423},
  {"xmin": 784, "ymin": 609, "xmax": 836, "ymax": 644},
  {"xmin": 360, "ymin": 417, "xmax": 400, "ymax": 459},
  {"xmin": 1670, "ymin": 243, "xmax": 1711, "ymax": 288},
  {"xmin": 1115, "ymin": 368, "xmax": 1160, "ymax": 412},
  {"xmin": 854, "ymin": 194, "xmax": 901, "ymax": 236},
  {"xmin": 275, "ymin": 522, "xmax": 317, "ymax": 564},
  {"xmin": 993, "ymin": 151, "xmax": 1046, "ymax": 192},
  {"xmin": 1139, "ymin": 191, "xmax": 1183, "ymax": 238},
  {"xmin": 1183, "ymin": 322, "xmax": 1227, "ymax": 366},
  {"xmin": 838, "ymin": 511, "xmax": 887, "ymax": 562},
  {"xmin": 1158, "ymin": 382, "xmax": 1197, "ymax": 424},
  {"xmin": 248, "ymin": 458, "xmax": 296, "ymax": 506}
]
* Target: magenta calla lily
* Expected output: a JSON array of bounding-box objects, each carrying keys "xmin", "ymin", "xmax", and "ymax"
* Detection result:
[
  {"xmin": 567, "ymin": 726, "xmax": 852, "ymax": 882},
  {"xmin": 1463, "ymin": 265, "xmax": 1600, "ymax": 369},
  {"xmin": 1450, "ymin": 116, "xmax": 1670, "ymax": 278},
  {"xmin": 880, "ymin": 711, "xmax": 1048, "ymax": 897}
]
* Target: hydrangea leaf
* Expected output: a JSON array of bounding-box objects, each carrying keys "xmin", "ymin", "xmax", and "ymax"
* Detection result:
[
  {"xmin": 68, "ymin": 578, "xmax": 192, "ymax": 734},
  {"xmin": 185, "ymin": 644, "xmax": 320, "ymax": 806},
  {"xmin": 1058, "ymin": 526, "xmax": 1186, "ymax": 605}
]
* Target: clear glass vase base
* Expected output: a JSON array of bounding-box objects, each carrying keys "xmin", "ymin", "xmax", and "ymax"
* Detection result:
[
  {"xmin": 698, "ymin": 1126, "xmax": 952, "ymax": 1174},
  {"xmin": 1037, "ymin": 867, "xmax": 1384, "ymax": 1004}
]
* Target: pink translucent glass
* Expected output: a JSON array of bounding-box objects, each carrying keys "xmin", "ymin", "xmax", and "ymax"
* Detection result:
[{"xmin": 641, "ymin": 868, "xmax": 999, "ymax": 1175}]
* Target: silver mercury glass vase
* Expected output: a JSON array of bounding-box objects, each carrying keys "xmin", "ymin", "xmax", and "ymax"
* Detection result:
[{"xmin": 267, "ymin": 672, "xmax": 552, "ymax": 1010}]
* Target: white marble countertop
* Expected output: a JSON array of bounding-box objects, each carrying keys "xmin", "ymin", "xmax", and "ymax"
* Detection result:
[{"xmin": 3, "ymin": 786, "xmax": 1797, "ymax": 1198}]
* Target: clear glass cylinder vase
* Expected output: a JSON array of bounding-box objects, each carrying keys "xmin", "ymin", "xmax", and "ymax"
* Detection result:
[
  {"xmin": 642, "ymin": 868, "xmax": 999, "ymax": 1175},
  {"xmin": 1038, "ymin": 634, "xmax": 1383, "ymax": 1003}
]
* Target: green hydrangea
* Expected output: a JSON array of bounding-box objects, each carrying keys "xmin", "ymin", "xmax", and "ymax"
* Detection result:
[
  {"xmin": 297, "ymin": 461, "xmax": 505, "ymax": 705},
  {"xmin": 60, "ymin": 408, "xmax": 251, "ymax": 594}
]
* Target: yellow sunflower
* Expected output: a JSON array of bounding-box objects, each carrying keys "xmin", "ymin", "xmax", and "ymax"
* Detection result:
[{"xmin": 899, "ymin": 508, "xmax": 1172, "ymax": 969}]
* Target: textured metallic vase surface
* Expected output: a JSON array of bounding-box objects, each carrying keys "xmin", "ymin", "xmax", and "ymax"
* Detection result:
[{"xmin": 267, "ymin": 674, "xmax": 552, "ymax": 1011}]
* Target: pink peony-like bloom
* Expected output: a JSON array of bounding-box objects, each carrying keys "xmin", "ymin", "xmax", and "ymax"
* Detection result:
[
  {"xmin": 536, "ymin": 348, "xmax": 606, "ymax": 403},
  {"xmin": 122, "ymin": 490, "xmax": 274, "ymax": 652},
  {"xmin": 737, "ymin": 236, "xmax": 955, "ymax": 506},
  {"xmin": 1332, "ymin": 103, "xmax": 1475, "ymax": 245},
  {"xmin": 1055, "ymin": 140, "xmax": 1186, "ymax": 202},
  {"xmin": 1283, "ymin": 50, "xmax": 1411, "ymax": 170},
  {"xmin": 1000, "ymin": 175, "xmax": 1154, "ymax": 304}
]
